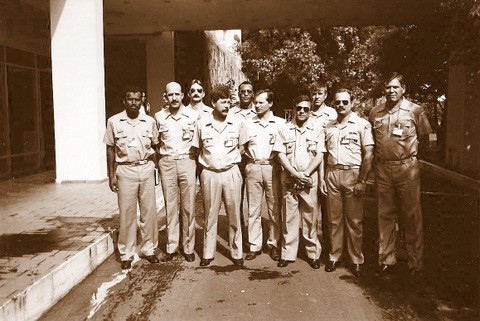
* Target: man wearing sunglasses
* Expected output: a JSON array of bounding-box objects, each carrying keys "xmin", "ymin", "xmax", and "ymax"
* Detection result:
[
  {"xmin": 322, "ymin": 88, "xmax": 374, "ymax": 277},
  {"xmin": 155, "ymin": 82, "xmax": 198, "ymax": 263},
  {"xmin": 186, "ymin": 79, "xmax": 213, "ymax": 120},
  {"xmin": 369, "ymin": 73, "xmax": 432, "ymax": 278},
  {"xmin": 273, "ymin": 95, "xmax": 325, "ymax": 269},
  {"xmin": 229, "ymin": 81, "xmax": 256, "ymax": 120}
]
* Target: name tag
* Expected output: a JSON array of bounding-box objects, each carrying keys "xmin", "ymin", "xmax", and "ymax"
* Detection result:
[
  {"xmin": 392, "ymin": 128, "xmax": 403, "ymax": 137},
  {"xmin": 225, "ymin": 140, "xmax": 234, "ymax": 147},
  {"xmin": 341, "ymin": 137, "xmax": 350, "ymax": 145}
]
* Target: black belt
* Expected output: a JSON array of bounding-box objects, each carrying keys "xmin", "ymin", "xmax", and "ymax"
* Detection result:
[
  {"xmin": 328, "ymin": 164, "xmax": 360, "ymax": 170},
  {"xmin": 204, "ymin": 164, "xmax": 237, "ymax": 173},
  {"xmin": 377, "ymin": 156, "xmax": 417, "ymax": 165}
]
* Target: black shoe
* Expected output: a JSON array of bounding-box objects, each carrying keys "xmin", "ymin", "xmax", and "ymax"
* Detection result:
[
  {"xmin": 374, "ymin": 264, "xmax": 393, "ymax": 277},
  {"xmin": 121, "ymin": 260, "xmax": 132, "ymax": 269},
  {"xmin": 145, "ymin": 255, "xmax": 159, "ymax": 264},
  {"xmin": 352, "ymin": 264, "xmax": 362, "ymax": 277},
  {"xmin": 162, "ymin": 252, "xmax": 177, "ymax": 262},
  {"xmin": 269, "ymin": 247, "xmax": 280, "ymax": 261},
  {"xmin": 232, "ymin": 258, "xmax": 244, "ymax": 266},
  {"xmin": 277, "ymin": 259, "xmax": 294, "ymax": 268},
  {"xmin": 325, "ymin": 260, "xmax": 338, "ymax": 272},
  {"xmin": 200, "ymin": 258, "xmax": 213, "ymax": 266},
  {"xmin": 308, "ymin": 258, "xmax": 321, "ymax": 269},
  {"xmin": 184, "ymin": 253, "xmax": 195, "ymax": 262},
  {"xmin": 245, "ymin": 250, "xmax": 262, "ymax": 260}
]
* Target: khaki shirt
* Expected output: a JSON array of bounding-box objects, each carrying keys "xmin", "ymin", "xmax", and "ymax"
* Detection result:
[
  {"xmin": 186, "ymin": 102, "xmax": 213, "ymax": 120},
  {"xmin": 229, "ymin": 104, "xmax": 256, "ymax": 121},
  {"xmin": 244, "ymin": 112, "xmax": 286, "ymax": 160},
  {"xmin": 325, "ymin": 113, "xmax": 374, "ymax": 166},
  {"xmin": 192, "ymin": 113, "xmax": 248, "ymax": 171},
  {"xmin": 103, "ymin": 110, "xmax": 159, "ymax": 163},
  {"xmin": 154, "ymin": 105, "xmax": 197, "ymax": 156},
  {"xmin": 273, "ymin": 118, "xmax": 326, "ymax": 172},
  {"xmin": 369, "ymin": 98, "xmax": 432, "ymax": 161},
  {"xmin": 311, "ymin": 105, "xmax": 337, "ymax": 128}
]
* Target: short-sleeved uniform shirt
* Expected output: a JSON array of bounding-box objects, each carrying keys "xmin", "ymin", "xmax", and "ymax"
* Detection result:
[
  {"xmin": 192, "ymin": 113, "xmax": 248, "ymax": 171},
  {"xmin": 244, "ymin": 112, "xmax": 286, "ymax": 161},
  {"xmin": 311, "ymin": 105, "xmax": 338, "ymax": 129},
  {"xmin": 154, "ymin": 106, "xmax": 197, "ymax": 156},
  {"xmin": 325, "ymin": 113, "xmax": 374, "ymax": 166},
  {"xmin": 186, "ymin": 102, "xmax": 213, "ymax": 121},
  {"xmin": 369, "ymin": 98, "xmax": 432, "ymax": 161},
  {"xmin": 273, "ymin": 118, "xmax": 326, "ymax": 172},
  {"xmin": 229, "ymin": 104, "xmax": 256, "ymax": 121},
  {"xmin": 103, "ymin": 110, "xmax": 159, "ymax": 163}
]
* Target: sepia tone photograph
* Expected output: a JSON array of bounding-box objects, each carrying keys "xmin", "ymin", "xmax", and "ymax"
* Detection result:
[{"xmin": 0, "ymin": 0, "xmax": 479, "ymax": 320}]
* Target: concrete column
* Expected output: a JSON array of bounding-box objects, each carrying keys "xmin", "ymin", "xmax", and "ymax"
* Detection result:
[
  {"xmin": 146, "ymin": 32, "xmax": 174, "ymax": 114},
  {"xmin": 50, "ymin": 0, "xmax": 107, "ymax": 182}
]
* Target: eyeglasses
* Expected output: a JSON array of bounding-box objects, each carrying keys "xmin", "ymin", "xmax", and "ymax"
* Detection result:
[
  {"xmin": 334, "ymin": 100, "xmax": 350, "ymax": 106},
  {"xmin": 240, "ymin": 89, "xmax": 253, "ymax": 94},
  {"xmin": 295, "ymin": 106, "xmax": 310, "ymax": 112},
  {"xmin": 190, "ymin": 88, "xmax": 204, "ymax": 94}
]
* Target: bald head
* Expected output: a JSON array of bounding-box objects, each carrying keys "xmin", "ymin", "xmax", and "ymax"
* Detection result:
[{"xmin": 164, "ymin": 82, "xmax": 183, "ymax": 110}]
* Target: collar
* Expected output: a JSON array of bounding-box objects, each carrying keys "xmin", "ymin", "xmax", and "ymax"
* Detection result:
[{"xmin": 119, "ymin": 110, "xmax": 147, "ymax": 123}]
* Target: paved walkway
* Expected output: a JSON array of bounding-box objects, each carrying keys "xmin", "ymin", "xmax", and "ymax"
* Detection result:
[{"xmin": 0, "ymin": 171, "xmax": 165, "ymax": 321}]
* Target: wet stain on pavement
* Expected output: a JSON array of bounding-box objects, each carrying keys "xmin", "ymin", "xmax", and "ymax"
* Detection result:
[
  {"xmin": 248, "ymin": 269, "xmax": 291, "ymax": 281},
  {"xmin": 0, "ymin": 216, "xmax": 118, "ymax": 258}
]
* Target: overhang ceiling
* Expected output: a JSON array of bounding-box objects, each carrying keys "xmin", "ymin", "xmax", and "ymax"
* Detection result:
[{"xmin": 23, "ymin": 0, "xmax": 447, "ymax": 35}]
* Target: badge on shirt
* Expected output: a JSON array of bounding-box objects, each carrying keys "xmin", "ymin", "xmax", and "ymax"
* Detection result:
[
  {"xmin": 182, "ymin": 128, "xmax": 191, "ymax": 140},
  {"xmin": 269, "ymin": 133, "xmax": 276, "ymax": 145},
  {"xmin": 224, "ymin": 139, "xmax": 234, "ymax": 147},
  {"xmin": 341, "ymin": 137, "xmax": 350, "ymax": 145},
  {"xmin": 392, "ymin": 124, "xmax": 403, "ymax": 137}
]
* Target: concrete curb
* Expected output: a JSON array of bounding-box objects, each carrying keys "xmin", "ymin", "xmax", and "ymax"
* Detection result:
[{"xmin": 0, "ymin": 231, "xmax": 115, "ymax": 321}]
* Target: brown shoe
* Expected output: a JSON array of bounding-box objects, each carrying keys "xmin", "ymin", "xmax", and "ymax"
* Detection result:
[{"xmin": 269, "ymin": 247, "xmax": 280, "ymax": 261}]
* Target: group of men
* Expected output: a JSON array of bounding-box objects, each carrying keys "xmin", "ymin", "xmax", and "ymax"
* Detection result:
[{"xmin": 104, "ymin": 72, "xmax": 432, "ymax": 278}]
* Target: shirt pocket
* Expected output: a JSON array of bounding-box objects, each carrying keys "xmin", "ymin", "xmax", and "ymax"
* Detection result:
[
  {"xmin": 373, "ymin": 119, "xmax": 384, "ymax": 136},
  {"xmin": 159, "ymin": 123, "xmax": 170, "ymax": 140},
  {"xmin": 306, "ymin": 138, "xmax": 318, "ymax": 156},
  {"xmin": 141, "ymin": 129, "xmax": 153, "ymax": 149},
  {"xmin": 182, "ymin": 122, "xmax": 195, "ymax": 141},
  {"xmin": 400, "ymin": 120, "xmax": 415, "ymax": 137},
  {"xmin": 226, "ymin": 131, "xmax": 239, "ymax": 147},
  {"xmin": 114, "ymin": 130, "xmax": 128, "ymax": 149}
]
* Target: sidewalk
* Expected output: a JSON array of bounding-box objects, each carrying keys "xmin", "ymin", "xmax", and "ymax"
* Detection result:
[{"xmin": 0, "ymin": 171, "xmax": 164, "ymax": 321}]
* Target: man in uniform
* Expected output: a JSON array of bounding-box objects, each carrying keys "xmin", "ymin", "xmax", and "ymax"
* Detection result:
[
  {"xmin": 369, "ymin": 72, "xmax": 432, "ymax": 277},
  {"xmin": 274, "ymin": 95, "xmax": 325, "ymax": 269},
  {"xmin": 323, "ymin": 88, "xmax": 374, "ymax": 277},
  {"xmin": 155, "ymin": 82, "xmax": 198, "ymax": 263},
  {"xmin": 104, "ymin": 85, "xmax": 160, "ymax": 269},
  {"xmin": 243, "ymin": 90, "xmax": 284, "ymax": 261},
  {"xmin": 186, "ymin": 79, "xmax": 213, "ymax": 120},
  {"xmin": 308, "ymin": 80, "xmax": 337, "ymax": 243},
  {"xmin": 192, "ymin": 85, "xmax": 247, "ymax": 267},
  {"xmin": 229, "ymin": 81, "xmax": 256, "ymax": 120}
]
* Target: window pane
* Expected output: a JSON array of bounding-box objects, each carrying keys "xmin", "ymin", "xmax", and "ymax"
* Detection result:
[
  {"xmin": 6, "ymin": 46, "xmax": 35, "ymax": 68},
  {"xmin": 7, "ymin": 65, "xmax": 38, "ymax": 173},
  {"xmin": 40, "ymin": 71, "xmax": 55, "ymax": 167}
]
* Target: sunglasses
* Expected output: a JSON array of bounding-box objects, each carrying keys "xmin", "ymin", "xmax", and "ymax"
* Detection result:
[
  {"xmin": 295, "ymin": 106, "xmax": 310, "ymax": 112},
  {"xmin": 334, "ymin": 100, "xmax": 350, "ymax": 106},
  {"xmin": 190, "ymin": 88, "xmax": 204, "ymax": 94},
  {"xmin": 240, "ymin": 89, "xmax": 253, "ymax": 94}
]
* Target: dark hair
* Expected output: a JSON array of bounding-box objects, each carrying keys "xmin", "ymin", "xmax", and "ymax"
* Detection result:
[
  {"xmin": 385, "ymin": 72, "xmax": 406, "ymax": 88},
  {"xmin": 238, "ymin": 80, "xmax": 253, "ymax": 92},
  {"xmin": 124, "ymin": 85, "xmax": 143, "ymax": 97},
  {"xmin": 255, "ymin": 89, "xmax": 274, "ymax": 104},
  {"xmin": 210, "ymin": 85, "xmax": 231, "ymax": 104},
  {"xmin": 334, "ymin": 88, "xmax": 355, "ymax": 101},
  {"xmin": 293, "ymin": 95, "xmax": 311, "ymax": 106},
  {"xmin": 189, "ymin": 79, "xmax": 204, "ymax": 89},
  {"xmin": 308, "ymin": 80, "xmax": 328, "ymax": 95}
]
